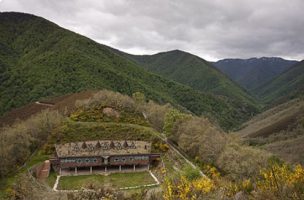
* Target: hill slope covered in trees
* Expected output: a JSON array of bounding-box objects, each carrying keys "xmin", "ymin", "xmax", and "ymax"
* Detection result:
[
  {"xmin": 124, "ymin": 50, "xmax": 258, "ymax": 111},
  {"xmin": 254, "ymin": 60, "xmax": 304, "ymax": 104},
  {"xmin": 213, "ymin": 57, "xmax": 297, "ymax": 91},
  {"xmin": 0, "ymin": 12, "xmax": 258, "ymax": 130}
]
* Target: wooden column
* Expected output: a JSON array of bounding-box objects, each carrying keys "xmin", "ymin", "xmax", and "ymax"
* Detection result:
[
  {"xmin": 119, "ymin": 165, "xmax": 121, "ymax": 171},
  {"xmin": 90, "ymin": 166, "xmax": 92, "ymax": 174},
  {"xmin": 59, "ymin": 167, "xmax": 62, "ymax": 175},
  {"xmin": 105, "ymin": 166, "xmax": 107, "ymax": 173},
  {"xmin": 75, "ymin": 167, "xmax": 77, "ymax": 175},
  {"xmin": 133, "ymin": 164, "xmax": 136, "ymax": 171}
]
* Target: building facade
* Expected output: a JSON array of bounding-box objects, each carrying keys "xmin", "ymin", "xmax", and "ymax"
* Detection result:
[{"xmin": 50, "ymin": 140, "xmax": 160, "ymax": 174}]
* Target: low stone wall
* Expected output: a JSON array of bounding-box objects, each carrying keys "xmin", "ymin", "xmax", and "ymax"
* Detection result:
[{"xmin": 33, "ymin": 160, "xmax": 51, "ymax": 180}]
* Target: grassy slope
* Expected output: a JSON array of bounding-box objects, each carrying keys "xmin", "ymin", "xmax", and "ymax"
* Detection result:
[
  {"xmin": 49, "ymin": 121, "xmax": 160, "ymax": 146},
  {"xmin": 262, "ymin": 135, "xmax": 304, "ymax": 165},
  {"xmin": 0, "ymin": 12, "xmax": 257, "ymax": 130},
  {"xmin": 254, "ymin": 60, "xmax": 304, "ymax": 104},
  {"xmin": 236, "ymin": 98, "xmax": 304, "ymax": 164},
  {"xmin": 124, "ymin": 50, "xmax": 258, "ymax": 112},
  {"xmin": 237, "ymin": 98, "xmax": 304, "ymax": 138}
]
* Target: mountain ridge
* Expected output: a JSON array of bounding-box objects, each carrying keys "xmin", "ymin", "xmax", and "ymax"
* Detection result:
[
  {"xmin": 213, "ymin": 57, "xmax": 298, "ymax": 91},
  {"xmin": 119, "ymin": 48, "xmax": 258, "ymax": 112}
]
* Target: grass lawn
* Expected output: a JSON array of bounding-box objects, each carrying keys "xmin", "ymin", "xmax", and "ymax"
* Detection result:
[{"xmin": 58, "ymin": 171, "xmax": 156, "ymax": 190}]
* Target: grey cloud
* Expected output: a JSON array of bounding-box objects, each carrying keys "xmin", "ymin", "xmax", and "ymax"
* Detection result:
[{"xmin": 0, "ymin": 0, "xmax": 303, "ymax": 61}]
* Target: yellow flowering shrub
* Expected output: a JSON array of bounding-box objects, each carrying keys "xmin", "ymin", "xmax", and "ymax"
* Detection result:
[
  {"xmin": 223, "ymin": 181, "xmax": 239, "ymax": 197},
  {"xmin": 177, "ymin": 176, "xmax": 192, "ymax": 200},
  {"xmin": 163, "ymin": 178, "xmax": 174, "ymax": 200},
  {"xmin": 192, "ymin": 177, "xmax": 214, "ymax": 193},
  {"xmin": 222, "ymin": 178, "xmax": 254, "ymax": 197},
  {"xmin": 257, "ymin": 163, "xmax": 304, "ymax": 199},
  {"xmin": 161, "ymin": 167, "xmax": 167, "ymax": 175},
  {"xmin": 203, "ymin": 164, "xmax": 220, "ymax": 179},
  {"xmin": 162, "ymin": 161, "xmax": 304, "ymax": 199},
  {"xmin": 154, "ymin": 142, "xmax": 170, "ymax": 152},
  {"xmin": 162, "ymin": 175, "xmax": 214, "ymax": 200},
  {"xmin": 290, "ymin": 164, "xmax": 304, "ymax": 183},
  {"xmin": 240, "ymin": 179, "xmax": 254, "ymax": 193}
]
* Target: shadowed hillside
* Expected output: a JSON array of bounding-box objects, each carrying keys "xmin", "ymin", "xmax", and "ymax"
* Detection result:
[
  {"xmin": 0, "ymin": 12, "xmax": 261, "ymax": 130},
  {"xmin": 213, "ymin": 57, "xmax": 297, "ymax": 91},
  {"xmin": 254, "ymin": 60, "xmax": 304, "ymax": 104}
]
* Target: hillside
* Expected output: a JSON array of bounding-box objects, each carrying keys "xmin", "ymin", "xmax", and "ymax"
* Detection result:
[
  {"xmin": 213, "ymin": 57, "xmax": 297, "ymax": 91},
  {"xmin": 236, "ymin": 98, "xmax": 304, "ymax": 164},
  {"xmin": 124, "ymin": 50, "xmax": 258, "ymax": 112},
  {"xmin": 0, "ymin": 90, "xmax": 285, "ymax": 200},
  {"xmin": 0, "ymin": 12, "xmax": 258, "ymax": 130},
  {"xmin": 0, "ymin": 91, "xmax": 96, "ymax": 127},
  {"xmin": 254, "ymin": 60, "xmax": 304, "ymax": 104},
  {"xmin": 0, "ymin": 90, "xmax": 198, "ymax": 199}
]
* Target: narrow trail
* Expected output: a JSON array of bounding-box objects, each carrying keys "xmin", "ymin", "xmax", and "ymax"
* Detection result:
[
  {"xmin": 53, "ymin": 175, "xmax": 60, "ymax": 191},
  {"xmin": 166, "ymin": 139, "xmax": 205, "ymax": 177},
  {"xmin": 35, "ymin": 101, "xmax": 54, "ymax": 107},
  {"xmin": 155, "ymin": 133, "xmax": 206, "ymax": 177}
]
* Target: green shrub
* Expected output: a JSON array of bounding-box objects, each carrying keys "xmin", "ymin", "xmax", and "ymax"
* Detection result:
[{"xmin": 182, "ymin": 165, "xmax": 201, "ymax": 181}]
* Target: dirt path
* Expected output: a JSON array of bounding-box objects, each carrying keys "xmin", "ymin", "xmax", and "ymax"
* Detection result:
[
  {"xmin": 35, "ymin": 101, "xmax": 54, "ymax": 107},
  {"xmin": 53, "ymin": 176, "xmax": 60, "ymax": 191}
]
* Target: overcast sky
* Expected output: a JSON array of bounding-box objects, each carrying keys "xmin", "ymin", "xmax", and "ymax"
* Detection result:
[{"xmin": 0, "ymin": 0, "xmax": 303, "ymax": 61}]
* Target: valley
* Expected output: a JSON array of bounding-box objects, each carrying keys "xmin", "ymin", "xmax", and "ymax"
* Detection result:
[{"xmin": 0, "ymin": 11, "xmax": 303, "ymax": 200}]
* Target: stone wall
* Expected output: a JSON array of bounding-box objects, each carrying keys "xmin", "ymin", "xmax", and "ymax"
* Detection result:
[{"xmin": 34, "ymin": 160, "xmax": 51, "ymax": 180}]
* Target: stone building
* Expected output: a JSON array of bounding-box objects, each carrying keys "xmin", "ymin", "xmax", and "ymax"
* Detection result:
[{"xmin": 50, "ymin": 140, "xmax": 160, "ymax": 175}]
